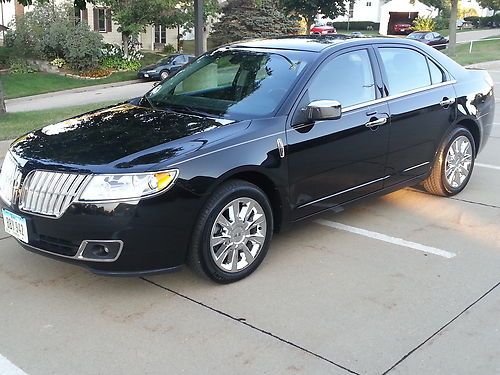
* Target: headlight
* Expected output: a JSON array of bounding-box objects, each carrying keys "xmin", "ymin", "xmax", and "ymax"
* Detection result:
[{"xmin": 79, "ymin": 170, "xmax": 178, "ymax": 202}]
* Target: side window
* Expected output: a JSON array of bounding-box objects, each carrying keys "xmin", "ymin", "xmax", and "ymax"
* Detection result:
[
  {"xmin": 308, "ymin": 49, "xmax": 376, "ymax": 108},
  {"xmin": 428, "ymin": 59, "xmax": 445, "ymax": 84},
  {"xmin": 379, "ymin": 48, "xmax": 431, "ymax": 95}
]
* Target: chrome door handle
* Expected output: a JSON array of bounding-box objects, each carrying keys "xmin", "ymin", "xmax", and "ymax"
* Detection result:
[
  {"xmin": 439, "ymin": 98, "xmax": 455, "ymax": 107},
  {"xmin": 365, "ymin": 117, "xmax": 387, "ymax": 128}
]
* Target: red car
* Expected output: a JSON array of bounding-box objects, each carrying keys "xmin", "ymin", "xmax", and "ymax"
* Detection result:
[
  {"xmin": 310, "ymin": 22, "xmax": 336, "ymax": 35},
  {"xmin": 392, "ymin": 23, "xmax": 412, "ymax": 34}
]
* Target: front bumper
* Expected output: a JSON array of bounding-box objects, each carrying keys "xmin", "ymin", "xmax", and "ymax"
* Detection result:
[
  {"xmin": 1, "ymin": 185, "xmax": 200, "ymax": 276},
  {"xmin": 137, "ymin": 71, "xmax": 160, "ymax": 80}
]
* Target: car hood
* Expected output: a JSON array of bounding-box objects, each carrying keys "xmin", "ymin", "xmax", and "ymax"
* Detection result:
[
  {"xmin": 140, "ymin": 63, "xmax": 163, "ymax": 71},
  {"xmin": 10, "ymin": 103, "xmax": 243, "ymax": 173}
]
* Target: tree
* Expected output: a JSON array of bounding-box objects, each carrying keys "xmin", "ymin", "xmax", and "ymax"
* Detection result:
[
  {"xmin": 210, "ymin": 0, "xmax": 300, "ymax": 46},
  {"xmin": 161, "ymin": 0, "xmax": 219, "ymax": 51},
  {"xmin": 477, "ymin": 0, "xmax": 500, "ymax": 10},
  {"xmin": 281, "ymin": 0, "xmax": 347, "ymax": 32}
]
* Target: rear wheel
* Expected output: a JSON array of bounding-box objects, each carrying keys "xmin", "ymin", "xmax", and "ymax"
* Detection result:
[
  {"xmin": 160, "ymin": 70, "xmax": 170, "ymax": 80},
  {"xmin": 423, "ymin": 126, "xmax": 475, "ymax": 196},
  {"xmin": 188, "ymin": 180, "xmax": 273, "ymax": 283}
]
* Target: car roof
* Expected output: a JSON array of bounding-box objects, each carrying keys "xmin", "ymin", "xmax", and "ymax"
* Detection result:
[{"xmin": 227, "ymin": 36, "xmax": 428, "ymax": 53}]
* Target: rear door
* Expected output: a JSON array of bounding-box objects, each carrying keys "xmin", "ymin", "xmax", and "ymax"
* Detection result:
[
  {"xmin": 287, "ymin": 47, "xmax": 391, "ymax": 219},
  {"xmin": 374, "ymin": 45, "xmax": 457, "ymax": 186}
]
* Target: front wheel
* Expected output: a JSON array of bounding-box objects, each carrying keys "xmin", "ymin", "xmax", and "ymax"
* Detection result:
[
  {"xmin": 160, "ymin": 70, "xmax": 170, "ymax": 80},
  {"xmin": 423, "ymin": 126, "xmax": 475, "ymax": 196},
  {"xmin": 188, "ymin": 180, "xmax": 273, "ymax": 283}
]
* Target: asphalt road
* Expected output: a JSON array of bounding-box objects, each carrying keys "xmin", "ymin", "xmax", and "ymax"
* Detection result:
[{"xmin": 0, "ymin": 68, "xmax": 499, "ymax": 375}]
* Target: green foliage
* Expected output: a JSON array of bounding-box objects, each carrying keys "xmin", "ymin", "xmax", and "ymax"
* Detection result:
[
  {"xmin": 5, "ymin": 1, "xmax": 104, "ymax": 71},
  {"xmin": 433, "ymin": 16, "xmax": 450, "ymax": 29},
  {"xmin": 412, "ymin": 16, "xmax": 436, "ymax": 31},
  {"xmin": 50, "ymin": 58, "xmax": 66, "ymax": 68},
  {"xmin": 8, "ymin": 58, "xmax": 36, "ymax": 74},
  {"xmin": 163, "ymin": 44, "xmax": 176, "ymax": 53},
  {"xmin": 281, "ymin": 0, "xmax": 347, "ymax": 28},
  {"xmin": 476, "ymin": 0, "xmax": 500, "ymax": 11},
  {"xmin": 100, "ymin": 43, "xmax": 143, "ymax": 71},
  {"xmin": 211, "ymin": 0, "xmax": 300, "ymax": 45},
  {"xmin": 63, "ymin": 23, "xmax": 103, "ymax": 71}
]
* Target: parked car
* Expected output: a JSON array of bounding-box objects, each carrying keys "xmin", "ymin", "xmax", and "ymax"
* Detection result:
[
  {"xmin": 349, "ymin": 31, "xmax": 366, "ymax": 38},
  {"xmin": 310, "ymin": 21, "xmax": 336, "ymax": 35},
  {"xmin": 137, "ymin": 53, "xmax": 195, "ymax": 80},
  {"xmin": 392, "ymin": 23, "xmax": 413, "ymax": 34},
  {"xmin": 0, "ymin": 37, "xmax": 494, "ymax": 283},
  {"xmin": 407, "ymin": 31, "xmax": 449, "ymax": 50},
  {"xmin": 456, "ymin": 19, "xmax": 474, "ymax": 30}
]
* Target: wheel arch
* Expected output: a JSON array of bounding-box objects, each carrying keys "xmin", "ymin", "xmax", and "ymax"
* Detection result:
[
  {"xmin": 456, "ymin": 118, "xmax": 480, "ymax": 156},
  {"xmin": 218, "ymin": 169, "xmax": 286, "ymax": 233}
]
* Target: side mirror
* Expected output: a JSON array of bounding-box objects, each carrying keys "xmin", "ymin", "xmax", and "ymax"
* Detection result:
[{"xmin": 304, "ymin": 100, "xmax": 342, "ymax": 122}]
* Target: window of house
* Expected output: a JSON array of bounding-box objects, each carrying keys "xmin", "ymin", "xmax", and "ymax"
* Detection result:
[
  {"xmin": 308, "ymin": 49, "xmax": 376, "ymax": 108},
  {"xmin": 93, "ymin": 8, "xmax": 110, "ymax": 32},
  {"xmin": 74, "ymin": 7, "xmax": 81, "ymax": 25},
  {"xmin": 366, "ymin": 2, "xmax": 372, "ymax": 6},
  {"xmin": 379, "ymin": 48, "xmax": 431, "ymax": 95},
  {"xmin": 155, "ymin": 25, "xmax": 167, "ymax": 44}
]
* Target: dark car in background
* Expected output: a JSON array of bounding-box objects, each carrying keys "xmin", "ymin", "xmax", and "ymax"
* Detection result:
[
  {"xmin": 0, "ymin": 37, "xmax": 494, "ymax": 283},
  {"xmin": 137, "ymin": 53, "xmax": 195, "ymax": 80},
  {"xmin": 407, "ymin": 31, "xmax": 449, "ymax": 50}
]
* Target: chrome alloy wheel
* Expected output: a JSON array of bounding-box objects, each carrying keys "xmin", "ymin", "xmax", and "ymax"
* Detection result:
[
  {"xmin": 445, "ymin": 135, "xmax": 473, "ymax": 188},
  {"xmin": 210, "ymin": 198, "xmax": 267, "ymax": 273}
]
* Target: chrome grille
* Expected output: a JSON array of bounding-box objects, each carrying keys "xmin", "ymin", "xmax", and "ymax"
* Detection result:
[
  {"xmin": 0, "ymin": 153, "xmax": 22, "ymax": 205},
  {"xmin": 20, "ymin": 171, "xmax": 89, "ymax": 217}
]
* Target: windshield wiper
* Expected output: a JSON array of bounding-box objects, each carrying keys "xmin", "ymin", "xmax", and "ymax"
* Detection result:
[
  {"xmin": 140, "ymin": 94, "xmax": 156, "ymax": 109},
  {"xmin": 167, "ymin": 104, "xmax": 218, "ymax": 118}
]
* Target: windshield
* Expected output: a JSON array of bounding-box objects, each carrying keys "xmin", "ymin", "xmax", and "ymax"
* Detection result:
[
  {"xmin": 408, "ymin": 33, "xmax": 426, "ymax": 40},
  {"xmin": 145, "ymin": 49, "xmax": 311, "ymax": 120}
]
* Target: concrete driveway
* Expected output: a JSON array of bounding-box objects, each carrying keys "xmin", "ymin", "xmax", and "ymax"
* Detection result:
[{"xmin": 0, "ymin": 67, "xmax": 499, "ymax": 375}]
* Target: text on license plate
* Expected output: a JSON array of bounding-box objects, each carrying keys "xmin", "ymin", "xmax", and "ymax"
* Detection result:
[{"xmin": 2, "ymin": 209, "xmax": 29, "ymax": 243}]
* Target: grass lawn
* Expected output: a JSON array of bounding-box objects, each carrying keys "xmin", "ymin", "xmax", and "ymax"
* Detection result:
[
  {"xmin": 0, "ymin": 47, "xmax": 165, "ymax": 99},
  {"xmin": 0, "ymin": 71, "xmax": 137, "ymax": 99},
  {"xmin": 446, "ymin": 37, "xmax": 500, "ymax": 65},
  {"xmin": 0, "ymin": 101, "xmax": 118, "ymax": 141}
]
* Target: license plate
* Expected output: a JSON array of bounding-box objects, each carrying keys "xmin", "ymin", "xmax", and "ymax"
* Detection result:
[
  {"xmin": 144, "ymin": 73, "xmax": 149, "ymax": 78},
  {"xmin": 3, "ymin": 209, "xmax": 28, "ymax": 243}
]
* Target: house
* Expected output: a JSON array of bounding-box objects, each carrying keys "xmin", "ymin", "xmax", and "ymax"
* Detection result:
[
  {"xmin": 329, "ymin": 0, "xmax": 496, "ymax": 35},
  {"xmin": 0, "ymin": 1, "xmax": 203, "ymax": 51}
]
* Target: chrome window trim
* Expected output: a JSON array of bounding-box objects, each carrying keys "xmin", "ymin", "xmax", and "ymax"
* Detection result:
[
  {"xmin": 298, "ymin": 175, "xmax": 390, "ymax": 209},
  {"xmin": 18, "ymin": 239, "xmax": 124, "ymax": 263},
  {"xmin": 341, "ymin": 80, "xmax": 457, "ymax": 113}
]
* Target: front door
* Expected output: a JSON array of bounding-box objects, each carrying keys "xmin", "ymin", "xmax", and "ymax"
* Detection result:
[{"xmin": 287, "ymin": 47, "xmax": 391, "ymax": 219}]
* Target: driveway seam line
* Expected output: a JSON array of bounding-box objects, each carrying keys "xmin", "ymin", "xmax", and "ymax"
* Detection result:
[
  {"xmin": 0, "ymin": 235, "xmax": 12, "ymax": 241},
  {"xmin": 382, "ymin": 280, "xmax": 500, "ymax": 374},
  {"xmin": 407, "ymin": 188, "xmax": 500, "ymax": 209},
  {"xmin": 141, "ymin": 277, "xmax": 360, "ymax": 375}
]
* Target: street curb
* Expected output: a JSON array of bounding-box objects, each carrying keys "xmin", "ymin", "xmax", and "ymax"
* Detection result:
[
  {"xmin": 5, "ymin": 79, "xmax": 143, "ymax": 105},
  {"xmin": 465, "ymin": 60, "xmax": 500, "ymax": 70}
]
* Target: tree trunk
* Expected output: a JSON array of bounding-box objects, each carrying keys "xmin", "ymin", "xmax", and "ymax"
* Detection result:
[
  {"xmin": 177, "ymin": 25, "xmax": 181, "ymax": 52},
  {"xmin": 122, "ymin": 33, "xmax": 129, "ymax": 58},
  {"xmin": 0, "ymin": 80, "xmax": 6, "ymax": 116},
  {"xmin": 448, "ymin": 0, "xmax": 458, "ymax": 56},
  {"xmin": 306, "ymin": 17, "xmax": 314, "ymax": 34}
]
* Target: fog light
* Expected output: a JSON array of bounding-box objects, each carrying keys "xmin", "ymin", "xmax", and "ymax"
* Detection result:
[{"xmin": 77, "ymin": 240, "xmax": 123, "ymax": 262}]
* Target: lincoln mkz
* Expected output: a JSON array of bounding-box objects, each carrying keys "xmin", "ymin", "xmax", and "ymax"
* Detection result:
[{"xmin": 0, "ymin": 37, "xmax": 495, "ymax": 283}]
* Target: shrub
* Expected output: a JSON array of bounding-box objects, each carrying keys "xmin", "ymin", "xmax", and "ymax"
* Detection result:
[
  {"xmin": 63, "ymin": 23, "xmax": 103, "ymax": 71},
  {"xmin": 433, "ymin": 17, "xmax": 450, "ymax": 30},
  {"xmin": 9, "ymin": 58, "xmax": 37, "ymax": 74},
  {"xmin": 412, "ymin": 17, "xmax": 436, "ymax": 31},
  {"xmin": 100, "ymin": 43, "xmax": 143, "ymax": 71},
  {"xmin": 163, "ymin": 44, "xmax": 176, "ymax": 54},
  {"xmin": 50, "ymin": 58, "xmax": 66, "ymax": 68}
]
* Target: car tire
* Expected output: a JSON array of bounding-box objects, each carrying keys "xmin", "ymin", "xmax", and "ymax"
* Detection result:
[
  {"xmin": 188, "ymin": 180, "xmax": 273, "ymax": 284},
  {"xmin": 423, "ymin": 126, "xmax": 476, "ymax": 196},
  {"xmin": 160, "ymin": 70, "xmax": 170, "ymax": 80}
]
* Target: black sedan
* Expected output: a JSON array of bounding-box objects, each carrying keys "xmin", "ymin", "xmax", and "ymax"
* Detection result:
[
  {"xmin": 0, "ymin": 37, "xmax": 494, "ymax": 283},
  {"xmin": 407, "ymin": 31, "xmax": 449, "ymax": 50},
  {"xmin": 137, "ymin": 53, "xmax": 195, "ymax": 80}
]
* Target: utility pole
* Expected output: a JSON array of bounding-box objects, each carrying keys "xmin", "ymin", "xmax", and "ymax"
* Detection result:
[{"xmin": 194, "ymin": 0, "xmax": 205, "ymax": 56}]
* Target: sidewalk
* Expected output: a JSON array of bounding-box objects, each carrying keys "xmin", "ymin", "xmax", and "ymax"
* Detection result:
[{"xmin": 5, "ymin": 79, "xmax": 155, "ymax": 113}]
